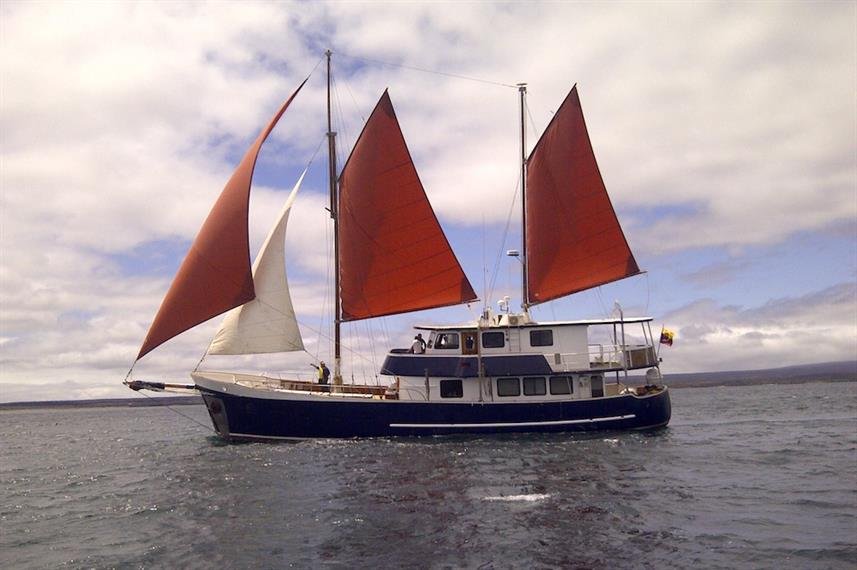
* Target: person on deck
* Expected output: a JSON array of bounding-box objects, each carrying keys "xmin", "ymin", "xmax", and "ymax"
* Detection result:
[
  {"xmin": 311, "ymin": 361, "xmax": 330, "ymax": 387},
  {"xmin": 411, "ymin": 334, "xmax": 427, "ymax": 354}
]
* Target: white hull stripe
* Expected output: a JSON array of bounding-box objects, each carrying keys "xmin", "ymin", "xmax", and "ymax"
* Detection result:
[{"xmin": 389, "ymin": 414, "xmax": 636, "ymax": 429}]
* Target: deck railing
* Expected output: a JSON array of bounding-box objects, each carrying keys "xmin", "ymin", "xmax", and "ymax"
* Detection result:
[{"xmin": 549, "ymin": 344, "xmax": 658, "ymax": 372}]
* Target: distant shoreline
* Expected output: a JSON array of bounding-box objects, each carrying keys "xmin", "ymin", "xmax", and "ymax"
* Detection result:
[
  {"xmin": 661, "ymin": 360, "xmax": 856, "ymax": 389},
  {"xmin": 0, "ymin": 395, "xmax": 203, "ymax": 411},
  {"xmin": 666, "ymin": 376, "xmax": 855, "ymax": 389},
  {"xmin": 2, "ymin": 360, "xmax": 854, "ymax": 410}
]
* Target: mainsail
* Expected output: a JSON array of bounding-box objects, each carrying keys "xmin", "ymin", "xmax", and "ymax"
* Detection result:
[
  {"xmin": 337, "ymin": 90, "xmax": 477, "ymax": 321},
  {"xmin": 525, "ymin": 85, "xmax": 639, "ymax": 305},
  {"xmin": 208, "ymin": 169, "xmax": 307, "ymax": 355},
  {"xmin": 136, "ymin": 79, "xmax": 307, "ymax": 360}
]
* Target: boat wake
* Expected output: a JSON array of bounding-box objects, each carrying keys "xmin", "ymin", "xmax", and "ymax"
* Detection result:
[{"xmin": 482, "ymin": 493, "xmax": 552, "ymax": 503}]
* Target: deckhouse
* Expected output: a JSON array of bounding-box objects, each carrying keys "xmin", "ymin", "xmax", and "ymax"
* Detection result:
[{"xmin": 384, "ymin": 314, "xmax": 662, "ymax": 403}]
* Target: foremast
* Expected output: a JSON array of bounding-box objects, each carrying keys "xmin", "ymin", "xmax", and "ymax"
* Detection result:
[{"xmin": 326, "ymin": 49, "xmax": 343, "ymax": 386}]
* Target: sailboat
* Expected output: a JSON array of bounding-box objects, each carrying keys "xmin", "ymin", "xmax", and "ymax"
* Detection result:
[{"xmin": 127, "ymin": 53, "xmax": 671, "ymax": 441}]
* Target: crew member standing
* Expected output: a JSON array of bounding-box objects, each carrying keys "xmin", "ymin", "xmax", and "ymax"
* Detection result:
[
  {"xmin": 411, "ymin": 333, "xmax": 427, "ymax": 354},
  {"xmin": 311, "ymin": 361, "xmax": 331, "ymax": 387}
]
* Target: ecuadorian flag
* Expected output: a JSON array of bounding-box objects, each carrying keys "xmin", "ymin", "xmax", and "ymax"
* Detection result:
[{"xmin": 660, "ymin": 329, "xmax": 675, "ymax": 346}]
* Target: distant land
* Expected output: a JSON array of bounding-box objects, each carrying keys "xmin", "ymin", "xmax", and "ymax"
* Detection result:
[
  {"xmin": 0, "ymin": 395, "xmax": 202, "ymax": 410},
  {"xmin": 662, "ymin": 360, "xmax": 857, "ymax": 388},
  {"xmin": 1, "ymin": 361, "xmax": 854, "ymax": 410}
]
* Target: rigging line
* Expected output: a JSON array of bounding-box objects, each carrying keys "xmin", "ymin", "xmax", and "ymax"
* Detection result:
[
  {"xmin": 193, "ymin": 346, "xmax": 210, "ymax": 372},
  {"xmin": 355, "ymin": 322, "xmax": 366, "ymax": 384},
  {"xmin": 330, "ymin": 75, "xmax": 344, "ymax": 146},
  {"xmin": 129, "ymin": 389, "xmax": 215, "ymax": 434},
  {"xmin": 308, "ymin": 53, "xmax": 326, "ymax": 77},
  {"xmin": 318, "ymin": 203, "xmax": 331, "ymax": 362},
  {"xmin": 358, "ymin": 319, "xmax": 374, "ymax": 384},
  {"xmin": 306, "ymin": 132, "xmax": 329, "ymax": 168},
  {"xmin": 363, "ymin": 322, "xmax": 372, "ymax": 384},
  {"xmin": 487, "ymin": 174, "xmax": 522, "ymax": 302},
  {"xmin": 598, "ymin": 287, "xmax": 611, "ymax": 319},
  {"xmin": 342, "ymin": 74, "xmax": 367, "ymax": 124},
  {"xmin": 592, "ymin": 287, "xmax": 603, "ymax": 318},
  {"xmin": 348, "ymin": 327, "xmax": 355, "ymax": 384},
  {"xmin": 288, "ymin": 306, "xmax": 385, "ymax": 368},
  {"xmin": 330, "ymin": 71, "xmax": 359, "ymax": 169},
  {"xmin": 336, "ymin": 51, "xmax": 519, "ymax": 89},
  {"xmin": 366, "ymin": 319, "xmax": 378, "ymax": 383},
  {"xmin": 331, "ymin": 74, "xmax": 356, "ymax": 154},
  {"xmin": 375, "ymin": 315, "xmax": 391, "ymax": 382},
  {"xmin": 525, "ymin": 99, "xmax": 541, "ymax": 143}
]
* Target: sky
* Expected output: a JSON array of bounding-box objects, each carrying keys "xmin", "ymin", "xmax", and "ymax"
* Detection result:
[{"xmin": 1, "ymin": 1, "xmax": 855, "ymax": 401}]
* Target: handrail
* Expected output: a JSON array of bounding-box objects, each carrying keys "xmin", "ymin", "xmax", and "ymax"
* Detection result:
[{"xmin": 550, "ymin": 343, "xmax": 658, "ymax": 372}]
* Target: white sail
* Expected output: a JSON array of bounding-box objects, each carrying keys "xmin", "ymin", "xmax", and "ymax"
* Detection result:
[{"xmin": 208, "ymin": 170, "xmax": 307, "ymax": 355}]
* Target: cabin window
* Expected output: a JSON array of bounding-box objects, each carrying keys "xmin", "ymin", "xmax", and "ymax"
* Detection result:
[
  {"xmin": 523, "ymin": 377, "xmax": 546, "ymax": 396},
  {"xmin": 497, "ymin": 377, "xmax": 520, "ymax": 397},
  {"xmin": 530, "ymin": 330, "xmax": 554, "ymax": 347},
  {"xmin": 440, "ymin": 379, "xmax": 463, "ymax": 398},
  {"xmin": 591, "ymin": 376, "xmax": 604, "ymax": 398},
  {"xmin": 549, "ymin": 376, "xmax": 573, "ymax": 395},
  {"xmin": 482, "ymin": 331, "xmax": 505, "ymax": 349},
  {"xmin": 434, "ymin": 332, "xmax": 460, "ymax": 350}
]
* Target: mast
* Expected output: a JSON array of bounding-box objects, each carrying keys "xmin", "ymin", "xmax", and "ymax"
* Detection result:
[
  {"xmin": 326, "ymin": 50, "xmax": 343, "ymax": 385},
  {"xmin": 518, "ymin": 83, "xmax": 529, "ymax": 311}
]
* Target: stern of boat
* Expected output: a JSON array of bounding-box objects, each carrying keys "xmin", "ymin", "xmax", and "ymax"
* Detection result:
[{"xmin": 631, "ymin": 384, "xmax": 671, "ymax": 430}]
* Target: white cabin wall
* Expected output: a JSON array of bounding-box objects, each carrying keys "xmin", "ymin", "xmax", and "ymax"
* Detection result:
[
  {"xmin": 523, "ymin": 326, "xmax": 589, "ymax": 370},
  {"xmin": 397, "ymin": 376, "xmax": 485, "ymax": 402}
]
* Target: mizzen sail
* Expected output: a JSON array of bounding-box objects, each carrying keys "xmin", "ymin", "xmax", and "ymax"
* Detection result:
[
  {"xmin": 525, "ymin": 85, "xmax": 639, "ymax": 305},
  {"xmin": 208, "ymin": 169, "xmax": 307, "ymax": 355},
  {"xmin": 137, "ymin": 79, "xmax": 307, "ymax": 360},
  {"xmin": 338, "ymin": 90, "xmax": 477, "ymax": 321}
]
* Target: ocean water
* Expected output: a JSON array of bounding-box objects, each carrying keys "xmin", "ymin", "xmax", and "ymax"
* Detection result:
[{"xmin": 1, "ymin": 382, "xmax": 855, "ymax": 569}]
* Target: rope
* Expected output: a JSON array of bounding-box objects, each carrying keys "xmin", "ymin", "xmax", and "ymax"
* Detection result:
[
  {"xmin": 525, "ymin": 99, "xmax": 542, "ymax": 143},
  {"xmin": 192, "ymin": 346, "xmax": 209, "ymax": 372},
  {"xmin": 336, "ymin": 51, "xmax": 519, "ymax": 89},
  {"xmin": 486, "ymin": 174, "xmax": 522, "ymax": 302},
  {"xmin": 129, "ymin": 388, "xmax": 216, "ymax": 434},
  {"xmin": 332, "ymin": 73, "xmax": 361, "ymax": 151},
  {"xmin": 366, "ymin": 319, "xmax": 378, "ymax": 383},
  {"xmin": 317, "ymin": 215, "xmax": 331, "ymax": 363},
  {"xmin": 308, "ymin": 54, "xmax": 325, "ymax": 77}
]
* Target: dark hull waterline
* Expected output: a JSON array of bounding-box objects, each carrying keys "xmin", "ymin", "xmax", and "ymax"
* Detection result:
[{"xmin": 198, "ymin": 381, "xmax": 671, "ymax": 441}]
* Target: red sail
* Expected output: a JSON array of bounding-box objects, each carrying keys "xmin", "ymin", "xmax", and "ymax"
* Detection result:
[
  {"xmin": 525, "ymin": 85, "xmax": 640, "ymax": 305},
  {"xmin": 137, "ymin": 79, "xmax": 307, "ymax": 360},
  {"xmin": 338, "ymin": 90, "xmax": 477, "ymax": 321}
]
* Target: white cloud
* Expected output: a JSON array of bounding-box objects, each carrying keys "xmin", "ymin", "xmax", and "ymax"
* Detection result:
[
  {"xmin": 1, "ymin": 1, "xmax": 855, "ymax": 400},
  {"xmin": 660, "ymin": 283, "xmax": 857, "ymax": 373}
]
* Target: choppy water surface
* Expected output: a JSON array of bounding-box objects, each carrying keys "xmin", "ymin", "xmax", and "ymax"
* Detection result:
[{"xmin": 2, "ymin": 382, "xmax": 855, "ymax": 569}]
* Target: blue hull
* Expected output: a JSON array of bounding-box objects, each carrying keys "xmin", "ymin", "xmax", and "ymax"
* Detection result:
[{"xmin": 198, "ymin": 385, "xmax": 671, "ymax": 441}]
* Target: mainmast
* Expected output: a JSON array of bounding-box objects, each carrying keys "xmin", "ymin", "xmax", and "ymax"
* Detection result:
[
  {"xmin": 326, "ymin": 50, "xmax": 343, "ymax": 385},
  {"xmin": 518, "ymin": 83, "xmax": 529, "ymax": 312}
]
